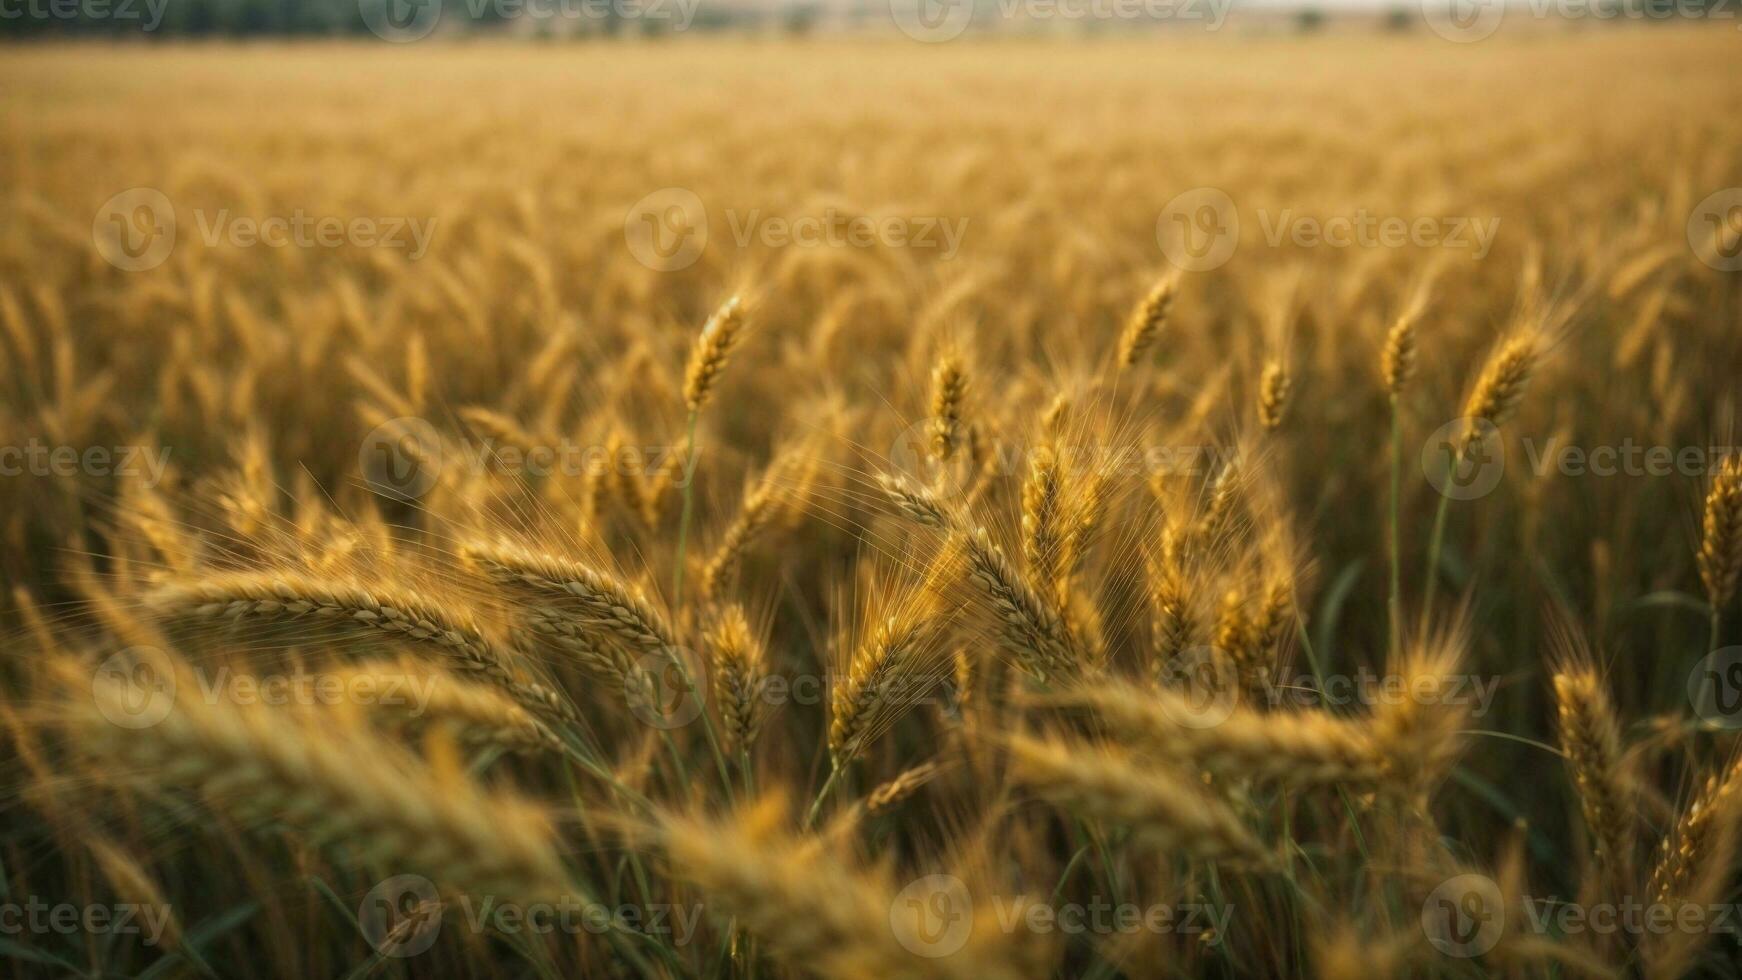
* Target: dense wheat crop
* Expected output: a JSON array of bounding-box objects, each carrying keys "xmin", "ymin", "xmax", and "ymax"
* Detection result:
[{"xmin": 3, "ymin": 25, "xmax": 1742, "ymax": 979}]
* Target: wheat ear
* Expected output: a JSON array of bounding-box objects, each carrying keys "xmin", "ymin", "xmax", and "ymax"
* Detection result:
[
  {"xmin": 930, "ymin": 350, "xmax": 967, "ymax": 462},
  {"xmin": 1004, "ymin": 732, "xmax": 1271, "ymax": 867},
  {"xmin": 708, "ymin": 604, "xmax": 767, "ymax": 753},
  {"xmin": 462, "ymin": 539, "xmax": 679, "ymax": 652},
  {"xmin": 1118, "ymin": 276, "xmax": 1175, "ymax": 367},
  {"xmin": 655, "ymin": 798, "xmax": 1026, "ymax": 980},
  {"xmin": 683, "ymin": 295, "xmax": 747, "ymax": 413},
  {"xmin": 1552, "ymin": 669, "xmax": 1633, "ymax": 896},
  {"xmin": 77, "ymin": 666, "xmax": 574, "ymax": 902},
  {"xmin": 876, "ymin": 472, "xmax": 1078, "ymax": 682},
  {"xmin": 1257, "ymin": 358, "xmax": 1290, "ymax": 430},
  {"xmin": 334, "ymin": 660, "xmax": 566, "ymax": 754},
  {"xmin": 142, "ymin": 570, "xmax": 574, "ymax": 724},
  {"xmin": 1697, "ymin": 454, "xmax": 1742, "ymax": 613}
]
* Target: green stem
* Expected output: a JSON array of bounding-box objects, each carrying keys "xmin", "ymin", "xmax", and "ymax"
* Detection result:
[
  {"xmin": 1421, "ymin": 466, "xmax": 1455, "ymax": 648},
  {"xmin": 803, "ymin": 762, "xmax": 845, "ymax": 831},
  {"xmin": 1388, "ymin": 401, "xmax": 1404, "ymax": 658},
  {"xmin": 672, "ymin": 409, "xmax": 701, "ymax": 609},
  {"xmin": 1710, "ymin": 604, "xmax": 1723, "ymax": 655}
]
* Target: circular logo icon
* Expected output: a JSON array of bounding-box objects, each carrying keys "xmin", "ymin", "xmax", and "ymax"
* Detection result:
[
  {"xmin": 890, "ymin": 874, "xmax": 973, "ymax": 959},
  {"xmin": 1422, "ymin": 417, "xmax": 1504, "ymax": 501},
  {"xmin": 885, "ymin": 417, "xmax": 979, "ymax": 503},
  {"xmin": 625, "ymin": 188, "xmax": 708, "ymax": 272},
  {"xmin": 92, "ymin": 646, "xmax": 177, "ymax": 729},
  {"xmin": 1156, "ymin": 645, "xmax": 1239, "ymax": 729},
  {"xmin": 93, "ymin": 188, "xmax": 176, "ymax": 272},
  {"xmin": 1157, "ymin": 188, "xmax": 1239, "ymax": 273},
  {"xmin": 1421, "ymin": 0, "xmax": 1504, "ymax": 43},
  {"xmin": 889, "ymin": 0, "xmax": 973, "ymax": 42},
  {"xmin": 359, "ymin": 0, "xmax": 442, "ymax": 42},
  {"xmin": 358, "ymin": 874, "xmax": 443, "ymax": 957},
  {"xmin": 359, "ymin": 416, "xmax": 442, "ymax": 499},
  {"xmin": 625, "ymin": 645, "xmax": 707, "ymax": 730},
  {"xmin": 1690, "ymin": 646, "xmax": 1742, "ymax": 728},
  {"xmin": 1688, "ymin": 188, "xmax": 1742, "ymax": 272},
  {"xmin": 1421, "ymin": 873, "xmax": 1504, "ymax": 958}
]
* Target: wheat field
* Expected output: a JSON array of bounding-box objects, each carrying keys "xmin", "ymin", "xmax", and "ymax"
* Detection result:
[{"xmin": 3, "ymin": 25, "xmax": 1742, "ymax": 979}]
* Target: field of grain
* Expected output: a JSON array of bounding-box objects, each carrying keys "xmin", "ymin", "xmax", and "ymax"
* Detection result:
[{"xmin": 2, "ymin": 27, "xmax": 1742, "ymax": 979}]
